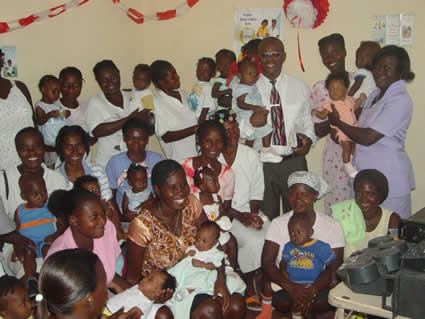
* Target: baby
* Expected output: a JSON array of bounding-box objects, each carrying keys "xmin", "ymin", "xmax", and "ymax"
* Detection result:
[
  {"xmin": 168, "ymin": 221, "xmax": 245, "ymax": 300},
  {"xmin": 0, "ymin": 275, "xmax": 33, "ymax": 319},
  {"xmin": 188, "ymin": 57, "xmax": 217, "ymax": 123},
  {"xmin": 193, "ymin": 166, "xmax": 232, "ymax": 244},
  {"xmin": 312, "ymin": 72, "xmax": 359, "ymax": 177},
  {"xmin": 107, "ymin": 270, "xmax": 176, "ymax": 317},
  {"xmin": 35, "ymin": 75, "xmax": 70, "ymax": 167},
  {"xmin": 129, "ymin": 64, "xmax": 154, "ymax": 112},
  {"xmin": 15, "ymin": 174, "xmax": 56, "ymax": 258},
  {"xmin": 122, "ymin": 163, "xmax": 153, "ymax": 219},
  {"xmin": 280, "ymin": 214, "xmax": 336, "ymax": 318},
  {"xmin": 232, "ymin": 58, "xmax": 281, "ymax": 163},
  {"xmin": 348, "ymin": 41, "xmax": 381, "ymax": 99}
]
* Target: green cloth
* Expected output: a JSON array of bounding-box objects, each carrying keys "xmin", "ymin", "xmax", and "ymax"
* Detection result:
[{"xmin": 331, "ymin": 199, "xmax": 366, "ymax": 244}]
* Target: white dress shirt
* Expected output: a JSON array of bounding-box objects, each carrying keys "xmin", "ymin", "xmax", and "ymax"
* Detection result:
[
  {"xmin": 255, "ymin": 73, "xmax": 316, "ymax": 155},
  {"xmin": 154, "ymin": 89, "xmax": 198, "ymax": 161}
]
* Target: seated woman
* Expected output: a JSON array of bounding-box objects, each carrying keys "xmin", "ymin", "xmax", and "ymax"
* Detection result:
[
  {"xmin": 0, "ymin": 127, "xmax": 67, "ymax": 218},
  {"xmin": 126, "ymin": 159, "xmax": 246, "ymax": 319},
  {"xmin": 45, "ymin": 189, "xmax": 129, "ymax": 293},
  {"xmin": 215, "ymin": 109, "xmax": 270, "ymax": 309},
  {"xmin": 180, "ymin": 120, "xmax": 239, "ymax": 268},
  {"xmin": 37, "ymin": 249, "xmax": 143, "ymax": 319},
  {"xmin": 260, "ymin": 171, "xmax": 344, "ymax": 319},
  {"xmin": 55, "ymin": 125, "xmax": 123, "ymax": 238},
  {"xmin": 332, "ymin": 169, "xmax": 401, "ymax": 260},
  {"xmin": 106, "ymin": 118, "xmax": 163, "ymax": 216}
]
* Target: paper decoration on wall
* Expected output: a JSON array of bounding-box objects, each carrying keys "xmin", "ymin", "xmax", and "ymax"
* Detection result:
[
  {"xmin": 283, "ymin": 0, "xmax": 329, "ymax": 29},
  {"xmin": 373, "ymin": 14, "xmax": 414, "ymax": 47},
  {"xmin": 0, "ymin": 46, "xmax": 17, "ymax": 78},
  {"xmin": 112, "ymin": 0, "xmax": 200, "ymax": 24},
  {"xmin": 0, "ymin": 0, "xmax": 90, "ymax": 34},
  {"xmin": 283, "ymin": 0, "xmax": 329, "ymax": 72},
  {"xmin": 233, "ymin": 8, "xmax": 284, "ymax": 60}
]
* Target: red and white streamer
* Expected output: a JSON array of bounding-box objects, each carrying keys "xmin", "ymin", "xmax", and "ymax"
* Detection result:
[
  {"xmin": 112, "ymin": 0, "xmax": 200, "ymax": 24},
  {"xmin": 0, "ymin": 0, "xmax": 90, "ymax": 34}
]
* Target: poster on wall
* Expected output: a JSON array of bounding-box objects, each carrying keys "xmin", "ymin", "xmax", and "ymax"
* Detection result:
[
  {"xmin": 234, "ymin": 8, "xmax": 284, "ymax": 59},
  {"xmin": 373, "ymin": 14, "xmax": 414, "ymax": 47},
  {"xmin": 0, "ymin": 46, "xmax": 17, "ymax": 78}
]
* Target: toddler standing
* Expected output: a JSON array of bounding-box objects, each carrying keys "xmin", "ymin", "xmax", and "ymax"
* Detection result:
[
  {"xmin": 312, "ymin": 73, "xmax": 360, "ymax": 177},
  {"xmin": 14, "ymin": 174, "xmax": 56, "ymax": 258},
  {"xmin": 35, "ymin": 75, "xmax": 70, "ymax": 167},
  {"xmin": 188, "ymin": 57, "xmax": 217, "ymax": 123},
  {"xmin": 0, "ymin": 275, "xmax": 33, "ymax": 319},
  {"xmin": 348, "ymin": 41, "xmax": 381, "ymax": 99},
  {"xmin": 129, "ymin": 64, "xmax": 154, "ymax": 112}
]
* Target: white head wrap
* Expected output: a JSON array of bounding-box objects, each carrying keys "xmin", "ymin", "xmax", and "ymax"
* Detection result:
[{"xmin": 288, "ymin": 171, "xmax": 329, "ymax": 199}]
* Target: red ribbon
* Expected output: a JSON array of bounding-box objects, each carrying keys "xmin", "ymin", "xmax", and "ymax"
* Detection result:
[
  {"xmin": 49, "ymin": 5, "xmax": 67, "ymax": 18},
  {"xmin": 297, "ymin": 31, "xmax": 305, "ymax": 72},
  {"xmin": 127, "ymin": 8, "xmax": 144, "ymax": 24},
  {"xmin": 157, "ymin": 10, "xmax": 177, "ymax": 21},
  {"xmin": 0, "ymin": 23, "xmax": 9, "ymax": 34},
  {"xmin": 19, "ymin": 15, "xmax": 39, "ymax": 27},
  {"xmin": 187, "ymin": 0, "xmax": 199, "ymax": 7}
]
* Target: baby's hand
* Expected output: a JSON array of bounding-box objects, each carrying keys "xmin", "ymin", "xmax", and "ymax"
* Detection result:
[
  {"xmin": 184, "ymin": 250, "xmax": 196, "ymax": 258},
  {"xmin": 63, "ymin": 110, "xmax": 71, "ymax": 118},
  {"xmin": 48, "ymin": 110, "xmax": 61, "ymax": 118},
  {"xmin": 192, "ymin": 259, "xmax": 216, "ymax": 270}
]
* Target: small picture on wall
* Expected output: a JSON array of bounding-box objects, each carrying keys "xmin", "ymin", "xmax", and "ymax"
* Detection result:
[
  {"xmin": 234, "ymin": 8, "xmax": 284, "ymax": 60},
  {"xmin": 1, "ymin": 46, "xmax": 17, "ymax": 78}
]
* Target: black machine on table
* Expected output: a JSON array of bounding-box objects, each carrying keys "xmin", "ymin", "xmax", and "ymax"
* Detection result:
[{"xmin": 337, "ymin": 208, "xmax": 425, "ymax": 319}]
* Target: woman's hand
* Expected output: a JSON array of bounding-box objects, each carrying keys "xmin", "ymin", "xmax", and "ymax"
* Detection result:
[
  {"xmin": 156, "ymin": 288, "xmax": 174, "ymax": 303},
  {"xmin": 327, "ymin": 104, "xmax": 341, "ymax": 126},
  {"xmin": 286, "ymin": 281, "xmax": 315, "ymax": 308},
  {"xmin": 240, "ymin": 213, "xmax": 263, "ymax": 230},
  {"xmin": 102, "ymin": 307, "xmax": 142, "ymax": 319},
  {"xmin": 213, "ymin": 274, "xmax": 230, "ymax": 313},
  {"xmin": 292, "ymin": 134, "xmax": 312, "ymax": 156}
]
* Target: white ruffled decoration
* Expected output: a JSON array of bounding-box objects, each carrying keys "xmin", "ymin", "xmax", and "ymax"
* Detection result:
[{"xmin": 286, "ymin": 0, "xmax": 318, "ymax": 29}]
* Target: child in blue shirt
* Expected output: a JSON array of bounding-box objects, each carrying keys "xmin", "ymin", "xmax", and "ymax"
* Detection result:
[
  {"xmin": 14, "ymin": 174, "xmax": 56, "ymax": 258},
  {"xmin": 280, "ymin": 213, "xmax": 336, "ymax": 286}
]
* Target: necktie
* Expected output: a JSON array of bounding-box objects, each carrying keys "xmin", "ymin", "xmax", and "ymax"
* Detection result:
[{"xmin": 270, "ymin": 80, "xmax": 286, "ymax": 146}]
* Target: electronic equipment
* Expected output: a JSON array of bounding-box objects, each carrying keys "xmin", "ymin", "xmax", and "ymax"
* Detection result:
[
  {"xmin": 400, "ymin": 207, "xmax": 425, "ymax": 243},
  {"xmin": 339, "ymin": 234, "xmax": 425, "ymax": 318}
]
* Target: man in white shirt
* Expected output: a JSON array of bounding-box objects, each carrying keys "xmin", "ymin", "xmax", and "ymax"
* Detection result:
[
  {"xmin": 255, "ymin": 37, "xmax": 316, "ymax": 220},
  {"xmin": 269, "ymin": 19, "xmax": 280, "ymax": 38}
]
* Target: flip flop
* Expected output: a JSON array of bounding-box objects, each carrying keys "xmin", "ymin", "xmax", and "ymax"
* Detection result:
[{"xmin": 245, "ymin": 295, "xmax": 262, "ymax": 311}]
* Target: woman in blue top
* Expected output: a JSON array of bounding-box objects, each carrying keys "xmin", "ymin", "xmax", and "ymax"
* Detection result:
[{"xmin": 106, "ymin": 118, "xmax": 163, "ymax": 221}]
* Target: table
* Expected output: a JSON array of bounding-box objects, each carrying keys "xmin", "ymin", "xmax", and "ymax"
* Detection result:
[{"xmin": 328, "ymin": 282, "xmax": 410, "ymax": 319}]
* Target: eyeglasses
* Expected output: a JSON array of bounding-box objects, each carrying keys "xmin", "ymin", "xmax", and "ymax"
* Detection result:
[{"xmin": 260, "ymin": 51, "xmax": 283, "ymax": 58}]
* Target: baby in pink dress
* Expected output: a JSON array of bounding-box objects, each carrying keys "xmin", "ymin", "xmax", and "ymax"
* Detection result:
[{"xmin": 312, "ymin": 72, "xmax": 360, "ymax": 177}]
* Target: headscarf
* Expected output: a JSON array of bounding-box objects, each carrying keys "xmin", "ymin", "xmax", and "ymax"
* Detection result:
[{"xmin": 288, "ymin": 171, "xmax": 329, "ymax": 199}]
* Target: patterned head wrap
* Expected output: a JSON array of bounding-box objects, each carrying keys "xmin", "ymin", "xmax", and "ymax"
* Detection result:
[{"xmin": 288, "ymin": 171, "xmax": 329, "ymax": 199}]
